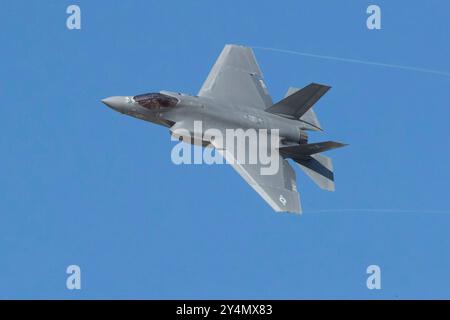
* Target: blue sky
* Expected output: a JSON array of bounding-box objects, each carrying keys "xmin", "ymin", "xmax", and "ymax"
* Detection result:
[{"xmin": 1, "ymin": 0, "xmax": 449, "ymax": 299}]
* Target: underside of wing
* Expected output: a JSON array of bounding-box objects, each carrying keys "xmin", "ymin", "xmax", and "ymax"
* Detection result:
[
  {"xmin": 198, "ymin": 44, "xmax": 273, "ymax": 109},
  {"xmin": 210, "ymin": 137, "xmax": 301, "ymax": 214}
]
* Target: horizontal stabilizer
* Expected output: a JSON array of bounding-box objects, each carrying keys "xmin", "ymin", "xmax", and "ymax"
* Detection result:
[
  {"xmin": 266, "ymin": 83, "xmax": 331, "ymax": 120},
  {"xmin": 295, "ymin": 154, "xmax": 335, "ymax": 191},
  {"xmin": 279, "ymin": 141, "xmax": 347, "ymax": 159}
]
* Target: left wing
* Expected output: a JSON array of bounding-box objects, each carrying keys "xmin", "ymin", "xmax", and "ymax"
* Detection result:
[
  {"xmin": 198, "ymin": 44, "xmax": 273, "ymax": 109},
  {"xmin": 210, "ymin": 136, "xmax": 301, "ymax": 214}
]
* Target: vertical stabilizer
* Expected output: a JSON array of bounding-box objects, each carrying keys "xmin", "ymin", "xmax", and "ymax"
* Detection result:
[
  {"xmin": 295, "ymin": 153, "xmax": 335, "ymax": 191},
  {"xmin": 284, "ymin": 87, "xmax": 322, "ymax": 130},
  {"xmin": 265, "ymin": 83, "xmax": 330, "ymax": 131}
]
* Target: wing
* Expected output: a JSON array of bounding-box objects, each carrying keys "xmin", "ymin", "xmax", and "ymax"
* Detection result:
[
  {"xmin": 210, "ymin": 136, "xmax": 301, "ymax": 214},
  {"xmin": 198, "ymin": 44, "xmax": 273, "ymax": 109}
]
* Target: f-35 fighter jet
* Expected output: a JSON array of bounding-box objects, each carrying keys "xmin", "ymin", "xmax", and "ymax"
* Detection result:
[{"xmin": 102, "ymin": 44, "xmax": 346, "ymax": 214}]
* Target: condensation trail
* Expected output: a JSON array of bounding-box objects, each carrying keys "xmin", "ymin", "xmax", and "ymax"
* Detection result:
[
  {"xmin": 251, "ymin": 46, "xmax": 450, "ymax": 78},
  {"xmin": 250, "ymin": 46, "xmax": 450, "ymax": 215},
  {"xmin": 304, "ymin": 209, "xmax": 450, "ymax": 214}
]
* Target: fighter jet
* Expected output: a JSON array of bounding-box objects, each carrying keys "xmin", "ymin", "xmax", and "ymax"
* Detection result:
[{"xmin": 102, "ymin": 44, "xmax": 346, "ymax": 214}]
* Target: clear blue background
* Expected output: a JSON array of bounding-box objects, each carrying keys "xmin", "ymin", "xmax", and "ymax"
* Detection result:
[{"xmin": 1, "ymin": 0, "xmax": 449, "ymax": 299}]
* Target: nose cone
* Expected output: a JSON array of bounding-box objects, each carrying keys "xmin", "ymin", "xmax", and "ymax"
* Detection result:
[{"xmin": 101, "ymin": 96, "xmax": 127, "ymax": 111}]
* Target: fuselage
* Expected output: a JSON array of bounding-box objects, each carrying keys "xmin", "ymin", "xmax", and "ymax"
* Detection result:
[{"xmin": 101, "ymin": 91, "xmax": 309, "ymax": 145}]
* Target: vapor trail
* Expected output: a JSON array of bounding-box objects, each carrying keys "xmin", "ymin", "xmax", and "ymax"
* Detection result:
[
  {"xmin": 250, "ymin": 47, "xmax": 450, "ymax": 216},
  {"xmin": 251, "ymin": 46, "xmax": 450, "ymax": 78},
  {"xmin": 304, "ymin": 209, "xmax": 450, "ymax": 214}
]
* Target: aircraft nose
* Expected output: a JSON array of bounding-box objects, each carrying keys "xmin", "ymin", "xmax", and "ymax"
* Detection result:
[{"xmin": 101, "ymin": 96, "xmax": 126, "ymax": 111}]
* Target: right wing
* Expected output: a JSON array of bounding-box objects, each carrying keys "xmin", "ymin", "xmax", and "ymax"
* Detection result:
[{"xmin": 198, "ymin": 44, "xmax": 273, "ymax": 109}]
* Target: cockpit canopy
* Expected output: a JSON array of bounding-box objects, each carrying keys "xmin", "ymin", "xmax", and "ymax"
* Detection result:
[{"xmin": 133, "ymin": 93, "xmax": 179, "ymax": 110}]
